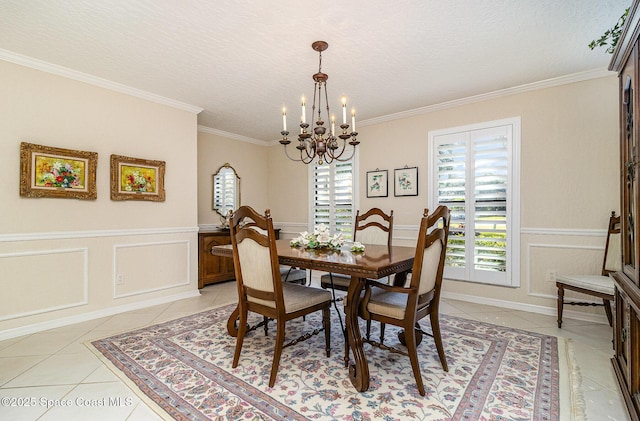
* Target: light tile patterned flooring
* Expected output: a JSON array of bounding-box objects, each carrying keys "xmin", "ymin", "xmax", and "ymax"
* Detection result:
[{"xmin": 0, "ymin": 276, "xmax": 630, "ymax": 421}]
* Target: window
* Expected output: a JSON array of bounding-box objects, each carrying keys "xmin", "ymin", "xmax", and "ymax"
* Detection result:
[
  {"xmin": 429, "ymin": 117, "xmax": 520, "ymax": 287},
  {"xmin": 309, "ymin": 159, "xmax": 357, "ymax": 239}
]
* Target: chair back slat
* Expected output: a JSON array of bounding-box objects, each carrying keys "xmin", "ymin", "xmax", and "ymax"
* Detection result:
[
  {"xmin": 603, "ymin": 213, "xmax": 622, "ymax": 274},
  {"xmin": 354, "ymin": 208, "xmax": 393, "ymax": 247}
]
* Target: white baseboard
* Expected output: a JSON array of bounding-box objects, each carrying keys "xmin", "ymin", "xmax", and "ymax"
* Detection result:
[
  {"xmin": 441, "ymin": 291, "xmax": 609, "ymax": 325},
  {"xmin": 0, "ymin": 290, "xmax": 201, "ymax": 341}
]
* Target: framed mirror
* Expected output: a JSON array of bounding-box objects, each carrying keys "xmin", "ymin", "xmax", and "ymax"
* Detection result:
[{"xmin": 212, "ymin": 163, "xmax": 240, "ymax": 219}]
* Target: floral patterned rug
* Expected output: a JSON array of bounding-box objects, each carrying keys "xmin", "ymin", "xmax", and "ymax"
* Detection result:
[{"xmin": 90, "ymin": 303, "xmax": 561, "ymax": 420}]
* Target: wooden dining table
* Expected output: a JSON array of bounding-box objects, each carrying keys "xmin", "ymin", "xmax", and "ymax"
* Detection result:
[{"xmin": 210, "ymin": 238, "xmax": 415, "ymax": 393}]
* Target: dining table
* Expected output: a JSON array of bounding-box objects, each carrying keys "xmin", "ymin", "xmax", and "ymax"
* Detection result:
[{"xmin": 210, "ymin": 238, "xmax": 416, "ymax": 393}]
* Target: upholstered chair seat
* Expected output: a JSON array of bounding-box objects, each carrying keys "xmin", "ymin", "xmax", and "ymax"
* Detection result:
[{"xmin": 555, "ymin": 275, "xmax": 614, "ymax": 295}]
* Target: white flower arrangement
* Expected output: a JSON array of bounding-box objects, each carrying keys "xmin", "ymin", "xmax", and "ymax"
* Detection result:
[
  {"xmin": 290, "ymin": 225, "xmax": 345, "ymax": 250},
  {"xmin": 350, "ymin": 242, "xmax": 365, "ymax": 252}
]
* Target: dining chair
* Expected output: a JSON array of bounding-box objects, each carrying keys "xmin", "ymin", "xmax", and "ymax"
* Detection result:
[
  {"xmin": 320, "ymin": 208, "xmax": 394, "ymax": 293},
  {"xmin": 556, "ymin": 211, "xmax": 621, "ymax": 328},
  {"xmin": 356, "ymin": 206, "xmax": 450, "ymax": 396},
  {"xmin": 229, "ymin": 205, "xmax": 332, "ymax": 387}
]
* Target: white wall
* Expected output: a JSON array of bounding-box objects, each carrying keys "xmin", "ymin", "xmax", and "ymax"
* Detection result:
[{"xmin": 0, "ymin": 60, "xmax": 200, "ymax": 338}]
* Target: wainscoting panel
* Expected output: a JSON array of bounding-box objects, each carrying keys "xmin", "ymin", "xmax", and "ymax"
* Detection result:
[
  {"xmin": 0, "ymin": 248, "xmax": 88, "ymax": 321},
  {"xmin": 527, "ymin": 243, "xmax": 605, "ymax": 300},
  {"xmin": 113, "ymin": 240, "xmax": 190, "ymax": 298}
]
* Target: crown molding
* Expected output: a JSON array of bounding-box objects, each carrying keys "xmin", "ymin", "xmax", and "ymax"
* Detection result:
[
  {"xmin": 0, "ymin": 48, "xmax": 203, "ymax": 114},
  {"xmin": 197, "ymin": 125, "xmax": 266, "ymax": 145},
  {"xmin": 358, "ymin": 68, "xmax": 614, "ymax": 127}
]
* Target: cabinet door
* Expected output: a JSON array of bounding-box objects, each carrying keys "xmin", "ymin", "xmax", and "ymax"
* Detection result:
[
  {"xmin": 621, "ymin": 46, "xmax": 640, "ymax": 285},
  {"xmin": 199, "ymin": 233, "xmax": 235, "ymax": 287}
]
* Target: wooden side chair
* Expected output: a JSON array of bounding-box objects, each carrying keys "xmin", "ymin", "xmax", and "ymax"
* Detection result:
[
  {"xmin": 556, "ymin": 211, "xmax": 621, "ymax": 328},
  {"xmin": 320, "ymin": 208, "xmax": 394, "ymax": 293},
  {"xmin": 356, "ymin": 206, "xmax": 450, "ymax": 396},
  {"xmin": 229, "ymin": 206, "xmax": 332, "ymax": 387}
]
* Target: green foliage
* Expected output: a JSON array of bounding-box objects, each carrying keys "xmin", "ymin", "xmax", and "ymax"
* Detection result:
[{"xmin": 589, "ymin": 8, "xmax": 630, "ymax": 54}]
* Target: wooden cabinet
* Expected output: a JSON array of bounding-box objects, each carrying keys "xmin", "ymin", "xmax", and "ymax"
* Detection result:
[
  {"xmin": 198, "ymin": 229, "xmax": 235, "ymax": 288},
  {"xmin": 611, "ymin": 2, "xmax": 640, "ymax": 419},
  {"xmin": 198, "ymin": 228, "xmax": 281, "ymax": 288}
]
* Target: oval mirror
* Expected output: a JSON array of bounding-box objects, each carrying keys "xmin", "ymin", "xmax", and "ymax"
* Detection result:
[{"xmin": 212, "ymin": 163, "xmax": 240, "ymax": 219}]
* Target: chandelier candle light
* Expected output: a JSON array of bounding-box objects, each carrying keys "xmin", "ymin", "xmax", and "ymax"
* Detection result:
[{"xmin": 280, "ymin": 41, "xmax": 359, "ymax": 165}]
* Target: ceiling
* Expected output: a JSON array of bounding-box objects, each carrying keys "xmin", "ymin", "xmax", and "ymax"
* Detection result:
[{"xmin": 0, "ymin": 0, "xmax": 630, "ymax": 142}]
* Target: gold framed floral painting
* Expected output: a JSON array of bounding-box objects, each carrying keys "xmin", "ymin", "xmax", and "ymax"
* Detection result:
[
  {"xmin": 20, "ymin": 142, "xmax": 98, "ymax": 200},
  {"xmin": 110, "ymin": 154, "xmax": 165, "ymax": 202}
]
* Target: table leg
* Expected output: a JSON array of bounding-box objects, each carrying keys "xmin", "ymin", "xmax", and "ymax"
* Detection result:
[
  {"xmin": 226, "ymin": 305, "xmax": 240, "ymax": 337},
  {"xmin": 345, "ymin": 276, "xmax": 369, "ymax": 392}
]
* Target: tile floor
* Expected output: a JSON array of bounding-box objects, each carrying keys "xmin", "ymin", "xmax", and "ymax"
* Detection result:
[{"xmin": 0, "ymin": 276, "xmax": 630, "ymax": 421}]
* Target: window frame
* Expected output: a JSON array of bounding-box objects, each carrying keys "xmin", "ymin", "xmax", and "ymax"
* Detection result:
[{"xmin": 428, "ymin": 117, "xmax": 521, "ymax": 287}]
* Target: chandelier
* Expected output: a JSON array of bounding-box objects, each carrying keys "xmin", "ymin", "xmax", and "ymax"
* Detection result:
[{"xmin": 279, "ymin": 41, "xmax": 359, "ymax": 165}]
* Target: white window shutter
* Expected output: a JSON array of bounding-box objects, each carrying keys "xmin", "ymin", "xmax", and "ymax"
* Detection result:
[
  {"xmin": 430, "ymin": 118, "xmax": 520, "ymax": 287},
  {"xmin": 312, "ymin": 160, "xmax": 354, "ymax": 240}
]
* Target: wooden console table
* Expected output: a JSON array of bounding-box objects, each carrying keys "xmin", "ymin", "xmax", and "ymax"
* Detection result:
[{"xmin": 198, "ymin": 228, "xmax": 280, "ymax": 288}]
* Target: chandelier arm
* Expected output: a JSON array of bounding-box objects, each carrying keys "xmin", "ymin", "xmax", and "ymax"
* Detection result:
[
  {"xmin": 327, "ymin": 137, "xmax": 348, "ymax": 160},
  {"xmin": 301, "ymin": 148, "xmax": 315, "ymax": 164},
  {"xmin": 282, "ymin": 144, "xmax": 305, "ymax": 162},
  {"xmin": 333, "ymin": 144, "xmax": 358, "ymax": 162},
  {"xmin": 302, "ymin": 139, "xmax": 316, "ymax": 161}
]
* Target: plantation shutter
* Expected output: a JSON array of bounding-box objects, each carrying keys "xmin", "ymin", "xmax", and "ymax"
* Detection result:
[
  {"xmin": 431, "ymin": 118, "xmax": 519, "ymax": 287},
  {"xmin": 312, "ymin": 160, "xmax": 354, "ymax": 240}
]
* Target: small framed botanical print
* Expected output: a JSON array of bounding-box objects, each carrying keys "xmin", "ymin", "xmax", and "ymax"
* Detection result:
[
  {"xmin": 366, "ymin": 169, "xmax": 388, "ymax": 198},
  {"xmin": 394, "ymin": 166, "xmax": 418, "ymax": 197},
  {"xmin": 110, "ymin": 154, "xmax": 166, "ymax": 202},
  {"xmin": 19, "ymin": 142, "xmax": 98, "ymax": 200}
]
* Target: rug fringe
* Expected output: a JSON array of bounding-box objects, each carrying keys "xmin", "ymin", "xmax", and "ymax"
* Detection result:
[{"xmin": 566, "ymin": 338, "xmax": 587, "ymax": 421}]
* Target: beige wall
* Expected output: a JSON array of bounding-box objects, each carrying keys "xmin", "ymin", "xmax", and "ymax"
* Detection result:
[
  {"xmin": 4, "ymin": 57, "xmax": 615, "ymax": 337},
  {"xmin": 197, "ymin": 131, "xmax": 270, "ymax": 226},
  {"xmin": 0, "ymin": 60, "xmax": 200, "ymax": 337},
  {"xmin": 265, "ymin": 75, "xmax": 620, "ymax": 321}
]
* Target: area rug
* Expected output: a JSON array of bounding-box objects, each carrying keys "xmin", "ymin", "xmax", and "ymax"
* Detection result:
[{"xmin": 89, "ymin": 303, "xmax": 564, "ymax": 420}]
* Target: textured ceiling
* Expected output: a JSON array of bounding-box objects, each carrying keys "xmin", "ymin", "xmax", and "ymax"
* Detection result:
[{"xmin": 0, "ymin": 0, "xmax": 630, "ymax": 142}]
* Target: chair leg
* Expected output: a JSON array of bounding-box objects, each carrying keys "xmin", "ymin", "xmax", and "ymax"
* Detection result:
[
  {"xmin": 380, "ymin": 323, "xmax": 386, "ymax": 344},
  {"xmin": 405, "ymin": 323, "xmax": 426, "ymax": 396},
  {"xmin": 430, "ymin": 312, "xmax": 448, "ymax": 372},
  {"xmin": 232, "ymin": 308, "xmax": 248, "ymax": 368},
  {"xmin": 603, "ymin": 299, "xmax": 613, "ymax": 327},
  {"xmin": 557, "ymin": 284, "xmax": 564, "ymax": 328},
  {"xmin": 366, "ymin": 320, "xmax": 371, "ymax": 340},
  {"xmin": 269, "ymin": 319, "xmax": 286, "ymax": 388},
  {"xmin": 323, "ymin": 307, "xmax": 331, "ymax": 357}
]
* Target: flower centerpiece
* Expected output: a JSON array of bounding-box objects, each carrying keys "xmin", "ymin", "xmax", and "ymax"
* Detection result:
[
  {"xmin": 351, "ymin": 242, "xmax": 365, "ymax": 252},
  {"xmin": 290, "ymin": 225, "xmax": 345, "ymax": 250}
]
